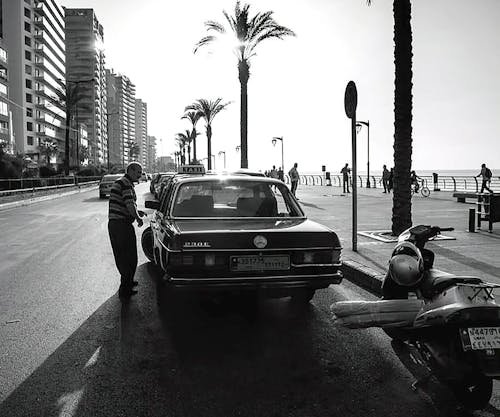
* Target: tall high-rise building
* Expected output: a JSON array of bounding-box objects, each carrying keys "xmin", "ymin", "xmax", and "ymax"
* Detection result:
[
  {"xmin": 106, "ymin": 69, "xmax": 135, "ymax": 168},
  {"xmin": 146, "ymin": 134, "xmax": 157, "ymax": 172},
  {"xmin": 0, "ymin": 36, "xmax": 12, "ymax": 153},
  {"xmin": 64, "ymin": 8, "xmax": 107, "ymax": 167},
  {"xmin": 135, "ymin": 98, "xmax": 147, "ymax": 167},
  {"xmin": 2, "ymin": 0, "xmax": 66, "ymax": 166}
]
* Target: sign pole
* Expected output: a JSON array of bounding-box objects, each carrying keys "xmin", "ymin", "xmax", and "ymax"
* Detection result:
[
  {"xmin": 344, "ymin": 81, "xmax": 358, "ymax": 252},
  {"xmin": 352, "ymin": 113, "xmax": 357, "ymax": 252}
]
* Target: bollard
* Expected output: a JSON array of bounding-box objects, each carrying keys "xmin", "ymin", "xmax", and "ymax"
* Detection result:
[{"xmin": 468, "ymin": 207, "xmax": 476, "ymax": 232}]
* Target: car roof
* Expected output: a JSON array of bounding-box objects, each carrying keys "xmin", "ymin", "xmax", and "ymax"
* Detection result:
[{"xmin": 171, "ymin": 174, "xmax": 283, "ymax": 185}]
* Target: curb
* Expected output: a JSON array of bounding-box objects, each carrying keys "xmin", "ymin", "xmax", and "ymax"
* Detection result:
[
  {"xmin": 342, "ymin": 259, "xmax": 384, "ymax": 297},
  {"xmin": 0, "ymin": 185, "xmax": 98, "ymax": 212}
]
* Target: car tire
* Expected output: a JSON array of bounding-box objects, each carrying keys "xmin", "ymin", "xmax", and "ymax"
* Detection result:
[{"xmin": 141, "ymin": 226, "xmax": 155, "ymax": 262}]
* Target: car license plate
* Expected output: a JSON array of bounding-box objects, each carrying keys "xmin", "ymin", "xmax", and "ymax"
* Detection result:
[
  {"xmin": 460, "ymin": 327, "xmax": 500, "ymax": 351},
  {"xmin": 230, "ymin": 255, "xmax": 290, "ymax": 271}
]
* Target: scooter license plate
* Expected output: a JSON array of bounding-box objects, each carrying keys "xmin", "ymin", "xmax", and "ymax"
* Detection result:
[{"xmin": 460, "ymin": 327, "xmax": 500, "ymax": 351}]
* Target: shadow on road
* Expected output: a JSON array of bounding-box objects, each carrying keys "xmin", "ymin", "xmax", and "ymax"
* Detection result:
[{"xmin": 0, "ymin": 262, "xmax": 466, "ymax": 417}]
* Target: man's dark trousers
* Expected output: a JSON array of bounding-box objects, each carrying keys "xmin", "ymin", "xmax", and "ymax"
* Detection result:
[{"xmin": 108, "ymin": 219, "xmax": 137, "ymax": 290}]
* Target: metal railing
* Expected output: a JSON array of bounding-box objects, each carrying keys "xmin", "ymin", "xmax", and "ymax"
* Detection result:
[
  {"xmin": 0, "ymin": 176, "xmax": 102, "ymax": 194},
  {"xmin": 282, "ymin": 174, "xmax": 499, "ymax": 193}
]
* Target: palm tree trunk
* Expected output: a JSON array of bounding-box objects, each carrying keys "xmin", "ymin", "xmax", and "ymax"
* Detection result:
[
  {"xmin": 239, "ymin": 60, "xmax": 249, "ymax": 169},
  {"xmin": 192, "ymin": 133, "xmax": 197, "ymax": 163},
  {"xmin": 391, "ymin": 0, "xmax": 413, "ymax": 235},
  {"xmin": 64, "ymin": 109, "xmax": 71, "ymax": 175},
  {"xmin": 207, "ymin": 124, "xmax": 212, "ymax": 170},
  {"xmin": 187, "ymin": 144, "xmax": 191, "ymax": 164}
]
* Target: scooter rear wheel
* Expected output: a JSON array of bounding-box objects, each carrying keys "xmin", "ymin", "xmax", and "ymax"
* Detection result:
[{"xmin": 451, "ymin": 376, "xmax": 492, "ymax": 410}]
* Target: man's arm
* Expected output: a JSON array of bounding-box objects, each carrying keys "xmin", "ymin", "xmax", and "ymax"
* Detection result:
[{"xmin": 123, "ymin": 188, "xmax": 144, "ymax": 226}]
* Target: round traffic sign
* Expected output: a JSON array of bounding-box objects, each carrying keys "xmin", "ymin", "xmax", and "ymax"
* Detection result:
[{"xmin": 344, "ymin": 81, "xmax": 357, "ymax": 119}]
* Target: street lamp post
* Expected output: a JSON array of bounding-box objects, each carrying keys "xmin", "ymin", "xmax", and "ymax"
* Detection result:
[
  {"xmin": 356, "ymin": 120, "xmax": 370, "ymax": 188},
  {"xmin": 218, "ymin": 151, "xmax": 226, "ymax": 169},
  {"xmin": 271, "ymin": 136, "xmax": 284, "ymax": 171}
]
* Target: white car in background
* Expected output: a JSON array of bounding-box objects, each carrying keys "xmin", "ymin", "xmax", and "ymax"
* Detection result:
[{"xmin": 98, "ymin": 174, "xmax": 122, "ymax": 199}]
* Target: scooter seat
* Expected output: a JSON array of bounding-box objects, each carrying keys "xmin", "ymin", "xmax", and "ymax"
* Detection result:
[{"xmin": 421, "ymin": 269, "xmax": 483, "ymax": 295}]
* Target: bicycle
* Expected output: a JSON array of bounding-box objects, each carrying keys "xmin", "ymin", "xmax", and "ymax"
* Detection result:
[{"xmin": 411, "ymin": 180, "xmax": 430, "ymax": 197}]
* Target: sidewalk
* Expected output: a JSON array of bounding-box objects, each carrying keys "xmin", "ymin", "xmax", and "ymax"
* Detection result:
[{"xmin": 296, "ymin": 185, "xmax": 500, "ymax": 297}]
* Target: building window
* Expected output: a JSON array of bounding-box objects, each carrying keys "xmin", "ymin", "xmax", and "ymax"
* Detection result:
[
  {"xmin": 25, "ymin": 51, "xmax": 31, "ymax": 61},
  {"xmin": 27, "ymin": 122, "xmax": 33, "ymax": 131},
  {"xmin": 24, "ymin": 36, "xmax": 32, "ymax": 47},
  {"xmin": 0, "ymin": 48, "xmax": 6, "ymax": 62},
  {"xmin": 25, "ymin": 79, "xmax": 32, "ymax": 89},
  {"xmin": 27, "ymin": 108, "xmax": 33, "ymax": 118},
  {"xmin": 0, "ymin": 83, "xmax": 7, "ymax": 96},
  {"xmin": 27, "ymin": 136, "xmax": 34, "ymax": 146},
  {"xmin": 25, "ymin": 65, "xmax": 32, "ymax": 75},
  {"xmin": 0, "ymin": 101, "xmax": 7, "ymax": 116},
  {"xmin": 26, "ymin": 93, "xmax": 33, "ymax": 103},
  {"xmin": 24, "ymin": 8, "xmax": 31, "ymax": 18},
  {"xmin": 24, "ymin": 22, "xmax": 31, "ymax": 32}
]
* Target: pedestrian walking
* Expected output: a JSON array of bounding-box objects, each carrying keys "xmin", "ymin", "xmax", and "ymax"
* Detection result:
[
  {"xmin": 381, "ymin": 165, "xmax": 390, "ymax": 193},
  {"xmin": 341, "ymin": 163, "xmax": 351, "ymax": 193},
  {"xmin": 289, "ymin": 162, "xmax": 300, "ymax": 197},
  {"xmin": 108, "ymin": 162, "xmax": 146, "ymax": 298},
  {"xmin": 270, "ymin": 165, "xmax": 278, "ymax": 179},
  {"xmin": 476, "ymin": 163, "xmax": 493, "ymax": 193},
  {"xmin": 388, "ymin": 168, "xmax": 394, "ymax": 193},
  {"xmin": 278, "ymin": 167, "xmax": 284, "ymax": 182}
]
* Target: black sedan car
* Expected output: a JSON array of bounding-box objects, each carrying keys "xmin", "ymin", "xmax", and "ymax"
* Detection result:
[{"xmin": 141, "ymin": 173, "xmax": 342, "ymax": 303}]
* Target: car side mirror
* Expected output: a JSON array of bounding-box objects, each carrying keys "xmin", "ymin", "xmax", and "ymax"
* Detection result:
[{"xmin": 145, "ymin": 200, "xmax": 160, "ymax": 210}]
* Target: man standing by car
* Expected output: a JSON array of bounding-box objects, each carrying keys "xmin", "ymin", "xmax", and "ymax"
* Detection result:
[{"xmin": 108, "ymin": 162, "xmax": 146, "ymax": 298}]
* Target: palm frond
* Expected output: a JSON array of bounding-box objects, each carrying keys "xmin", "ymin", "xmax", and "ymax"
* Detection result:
[
  {"xmin": 205, "ymin": 20, "xmax": 225, "ymax": 34},
  {"xmin": 194, "ymin": 35, "xmax": 218, "ymax": 54}
]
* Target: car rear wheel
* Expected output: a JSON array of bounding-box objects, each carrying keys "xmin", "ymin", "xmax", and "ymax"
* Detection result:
[{"xmin": 141, "ymin": 226, "xmax": 155, "ymax": 262}]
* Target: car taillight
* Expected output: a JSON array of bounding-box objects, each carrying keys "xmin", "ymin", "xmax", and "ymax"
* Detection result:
[{"xmin": 169, "ymin": 254, "xmax": 193, "ymax": 265}]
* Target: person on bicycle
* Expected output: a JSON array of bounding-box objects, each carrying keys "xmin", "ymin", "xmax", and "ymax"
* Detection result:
[{"xmin": 411, "ymin": 170, "xmax": 421, "ymax": 193}]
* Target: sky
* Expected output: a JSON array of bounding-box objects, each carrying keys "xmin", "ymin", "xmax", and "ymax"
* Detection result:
[{"xmin": 62, "ymin": 0, "xmax": 500, "ymax": 173}]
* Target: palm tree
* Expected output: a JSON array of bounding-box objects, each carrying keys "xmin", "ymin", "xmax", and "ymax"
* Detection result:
[
  {"xmin": 194, "ymin": 1, "xmax": 295, "ymax": 169},
  {"xmin": 182, "ymin": 111, "xmax": 201, "ymax": 163},
  {"xmin": 175, "ymin": 135, "xmax": 187, "ymax": 165},
  {"xmin": 128, "ymin": 141, "xmax": 140, "ymax": 161},
  {"xmin": 368, "ymin": 0, "xmax": 413, "ymax": 235},
  {"xmin": 175, "ymin": 131, "xmax": 192, "ymax": 164},
  {"xmin": 38, "ymin": 139, "xmax": 58, "ymax": 167},
  {"xmin": 185, "ymin": 98, "xmax": 231, "ymax": 170},
  {"xmin": 58, "ymin": 81, "xmax": 92, "ymax": 175}
]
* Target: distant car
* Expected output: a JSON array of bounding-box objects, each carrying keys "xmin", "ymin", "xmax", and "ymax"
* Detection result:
[
  {"xmin": 141, "ymin": 174, "xmax": 343, "ymax": 304},
  {"xmin": 150, "ymin": 172, "xmax": 175, "ymax": 195},
  {"xmin": 140, "ymin": 172, "xmax": 148, "ymax": 182},
  {"xmin": 99, "ymin": 174, "xmax": 122, "ymax": 199}
]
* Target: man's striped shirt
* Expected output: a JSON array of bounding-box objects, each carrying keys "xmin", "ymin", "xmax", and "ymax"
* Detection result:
[{"xmin": 108, "ymin": 175, "xmax": 137, "ymax": 222}]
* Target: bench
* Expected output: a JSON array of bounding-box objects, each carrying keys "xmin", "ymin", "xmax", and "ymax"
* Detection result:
[{"xmin": 453, "ymin": 192, "xmax": 479, "ymax": 203}]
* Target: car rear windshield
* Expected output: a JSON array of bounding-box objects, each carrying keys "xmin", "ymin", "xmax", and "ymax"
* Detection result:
[{"xmin": 171, "ymin": 180, "xmax": 303, "ymax": 218}]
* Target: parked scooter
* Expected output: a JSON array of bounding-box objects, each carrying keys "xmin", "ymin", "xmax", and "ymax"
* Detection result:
[{"xmin": 332, "ymin": 225, "xmax": 500, "ymax": 410}]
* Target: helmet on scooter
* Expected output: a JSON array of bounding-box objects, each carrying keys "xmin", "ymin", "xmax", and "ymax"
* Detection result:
[{"xmin": 388, "ymin": 242, "xmax": 424, "ymax": 287}]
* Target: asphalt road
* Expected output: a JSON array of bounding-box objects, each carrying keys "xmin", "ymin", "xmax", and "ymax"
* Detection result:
[{"xmin": 0, "ymin": 184, "xmax": 498, "ymax": 417}]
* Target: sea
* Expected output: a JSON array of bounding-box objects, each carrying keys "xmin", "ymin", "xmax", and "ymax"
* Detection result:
[{"xmin": 303, "ymin": 169, "xmax": 497, "ymax": 178}]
